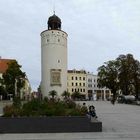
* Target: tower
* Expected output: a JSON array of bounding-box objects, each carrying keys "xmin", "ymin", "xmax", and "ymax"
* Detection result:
[{"xmin": 40, "ymin": 14, "xmax": 68, "ymax": 97}]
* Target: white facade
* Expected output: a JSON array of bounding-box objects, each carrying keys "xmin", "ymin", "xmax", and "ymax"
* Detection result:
[
  {"xmin": 87, "ymin": 72, "xmax": 111, "ymax": 100},
  {"xmin": 41, "ymin": 26, "xmax": 68, "ymax": 97}
]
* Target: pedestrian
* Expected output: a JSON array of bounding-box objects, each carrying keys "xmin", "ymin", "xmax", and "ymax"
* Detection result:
[
  {"xmin": 88, "ymin": 105, "xmax": 98, "ymax": 118},
  {"xmin": 81, "ymin": 102, "xmax": 88, "ymax": 116}
]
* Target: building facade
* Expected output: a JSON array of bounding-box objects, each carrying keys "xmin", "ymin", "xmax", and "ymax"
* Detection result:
[
  {"xmin": 67, "ymin": 69, "xmax": 111, "ymax": 100},
  {"xmin": 41, "ymin": 14, "xmax": 68, "ymax": 97},
  {"xmin": 67, "ymin": 70, "xmax": 87, "ymax": 98},
  {"xmin": 87, "ymin": 72, "xmax": 111, "ymax": 100},
  {"xmin": 0, "ymin": 58, "xmax": 31, "ymax": 100}
]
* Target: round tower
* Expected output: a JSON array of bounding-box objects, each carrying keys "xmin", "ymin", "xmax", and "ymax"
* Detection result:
[{"xmin": 41, "ymin": 14, "xmax": 68, "ymax": 97}]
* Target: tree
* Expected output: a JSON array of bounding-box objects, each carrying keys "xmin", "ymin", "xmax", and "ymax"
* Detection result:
[
  {"xmin": 98, "ymin": 60, "xmax": 119, "ymax": 103},
  {"xmin": 2, "ymin": 60, "xmax": 25, "ymax": 98},
  {"xmin": 98, "ymin": 54, "xmax": 140, "ymax": 102},
  {"xmin": 61, "ymin": 90, "xmax": 70, "ymax": 100},
  {"xmin": 117, "ymin": 54, "xmax": 140, "ymax": 99},
  {"xmin": 117, "ymin": 54, "xmax": 134, "ymax": 95},
  {"xmin": 71, "ymin": 92, "xmax": 83, "ymax": 100},
  {"xmin": 49, "ymin": 90, "xmax": 57, "ymax": 99},
  {"xmin": 131, "ymin": 60, "xmax": 140, "ymax": 99}
]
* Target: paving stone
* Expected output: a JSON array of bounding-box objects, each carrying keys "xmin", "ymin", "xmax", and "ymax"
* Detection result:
[{"xmin": 0, "ymin": 101, "xmax": 140, "ymax": 140}]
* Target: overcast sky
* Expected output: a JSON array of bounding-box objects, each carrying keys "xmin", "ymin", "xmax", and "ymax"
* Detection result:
[{"xmin": 0, "ymin": 0, "xmax": 140, "ymax": 90}]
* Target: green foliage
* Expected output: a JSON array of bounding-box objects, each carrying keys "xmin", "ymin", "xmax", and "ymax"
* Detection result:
[
  {"xmin": 71, "ymin": 92, "xmax": 84, "ymax": 100},
  {"xmin": 98, "ymin": 60, "xmax": 119, "ymax": 101},
  {"xmin": 0, "ymin": 85, "xmax": 7, "ymax": 99},
  {"xmin": 61, "ymin": 91, "xmax": 70, "ymax": 100},
  {"xmin": 13, "ymin": 96, "xmax": 21, "ymax": 108},
  {"xmin": 3, "ymin": 98, "xmax": 87, "ymax": 117},
  {"xmin": 98, "ymin": 53, "xmax": 140, "ymax": 101},
  {"xmin": 3, "ymin": 105, "xmax": 21, "ymax": 117},
  {"xmin": 2, "ymin": 60, "xmax": 25, "ymax": 98},
  {"xmin": 49, "ymin": 90, "xmax": 57, "ymax": 99}
]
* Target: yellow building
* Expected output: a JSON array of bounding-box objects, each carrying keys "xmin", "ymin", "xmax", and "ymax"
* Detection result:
[
  {"xmin": 67, "ymin": 69, "xmax": 111, "ymax": 100},
  {"xmin": 67, "ymin": 69, "xmax": 87, "ymax": 98}
]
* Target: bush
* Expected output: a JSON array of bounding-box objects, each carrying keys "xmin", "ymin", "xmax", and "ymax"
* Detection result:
[
  {"xmin": 2, "ymin": 98, "xmax": 87, "ymax": 117},
  {"xmin": 3, "ymin": 105, "xmax": 21, "ymax": 117}
]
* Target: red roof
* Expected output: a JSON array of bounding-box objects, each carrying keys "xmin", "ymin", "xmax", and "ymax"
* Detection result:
[{"xmin": 0, "ymin": 59, "xmax": 15, "ymax": 73}]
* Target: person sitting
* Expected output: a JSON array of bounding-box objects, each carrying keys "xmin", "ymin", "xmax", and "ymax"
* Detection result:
[{"xmin": 88, "ymin": 105, "xmax": 98, "ymax": 119}]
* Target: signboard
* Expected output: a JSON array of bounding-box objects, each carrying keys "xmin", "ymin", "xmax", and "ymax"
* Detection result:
[{"xmin": 50, "ymin": 69, "xmax": 61, "ymax": 86}]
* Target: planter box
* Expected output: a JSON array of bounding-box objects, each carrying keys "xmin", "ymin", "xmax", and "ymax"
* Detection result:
[{"xmin": 0, "ymin": 116, "xmax": 102, "ymax": 133}]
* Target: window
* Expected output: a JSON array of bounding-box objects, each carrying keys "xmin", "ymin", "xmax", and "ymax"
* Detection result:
[
  {"xmin": 79, "ymin": 77, "xmax": 81, "ymax": 80},
  {"xmin": 47, "ymin": 39, "xmax": 49, "ymax": 42},
  {"xmin": 72, "ymin": 77, "xmax": 73, "ymax": 80},
  {"xmin": 58, "ymin": 39, "xmax": 60, "ymax": 42},
  {"xmin": 75, "ymin": 77, "xmax": 77, "ymax": 80},
  {"xmin": 83, "ymin": 89, "xmax": 85, "ymax": 92},
  {"xmin": 83, "ymin": 77, "xmax": 85, "ymax": 80},
  {"xmin": 83, "ymin": 83, "xmax": 85, "ymax": 86},
  {"xmin": 88, "ymin": 84, "xmax": 92, "ymax": 87},
  {"xmin": 76, "ymin": 83, "xmax": 78, "ymax": 86},
  {"xmin": 81, "ymin": 89, "xmax": 82, "ymax": 92},
  {"xmin": 79, "ymin": 83, "xmax": 81, "ymax": 86},
  {"xmin": 72, "ymin": 83, "xmax": 74, "ymax": 86},
  {"xmin": 72, "ymin": 88, "xmax": 74, "ymax": 92}
]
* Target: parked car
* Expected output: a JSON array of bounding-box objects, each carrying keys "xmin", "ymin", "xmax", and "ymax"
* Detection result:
[{"xmin": 117, "ymin": 95, "xmax": 135, "ymax": 104}]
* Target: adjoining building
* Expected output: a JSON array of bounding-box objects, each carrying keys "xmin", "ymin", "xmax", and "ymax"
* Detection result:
[
  {"xmin": 41, "ymin": 13, "xmax": 68, "ymax": 97},
  {"xmin": 86, "ymin": 72, "xmax": 111, "ymax": 100},
  {"xmin": 67, "ymin": 70, "xmax": 87, "ymax": 98},
  {"xmin": 67, "ymin": 69, "xmax": 111, "ymax": 100},
  {"xmin": 0, "ymin": 58, "xmax": 31, "ymax": 100}
]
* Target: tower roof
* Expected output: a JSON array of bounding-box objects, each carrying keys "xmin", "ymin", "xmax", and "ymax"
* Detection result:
[{"xmin": 48, "ymin": 14, "xmax": 61, "ymax": 30}]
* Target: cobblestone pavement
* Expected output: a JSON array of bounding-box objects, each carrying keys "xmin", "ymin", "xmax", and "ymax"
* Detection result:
[{"xmin": 0, "ymin": 101, "xmax": 140, "ymax": 140}]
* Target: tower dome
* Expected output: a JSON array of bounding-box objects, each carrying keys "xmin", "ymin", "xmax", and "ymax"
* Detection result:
[{"xmin": 48, "ymin": 14, "xmax": 61, "ymax": 30}]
